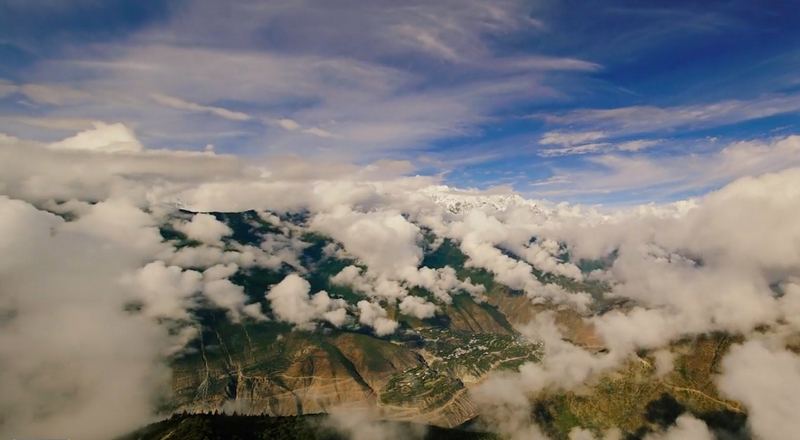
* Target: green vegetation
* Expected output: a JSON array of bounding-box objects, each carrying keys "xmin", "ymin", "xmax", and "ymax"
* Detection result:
[
  {"xmin": 531, "ymin": 334, "xmax": 749, "ymax": 440},
  {"xmin": 159, "ymin": 226, "xmax": 203, "ymax": 249},
  {"xmin": 213, "ymin": 210, "xmax": 281, "ymax": 246},
  {"xmin": 422, "ymin": 237, "xmax": 468, "ymax": 269},
  {"xmin": 379, "ymin": 366, "xmax": 462, "ymax": 410},
  {"xmin": 417, "ymin": 327, "xmax": 542, "ymax": 379}
]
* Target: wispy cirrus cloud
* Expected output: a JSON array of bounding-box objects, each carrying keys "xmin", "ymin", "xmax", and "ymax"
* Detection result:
[
  {"xmin": 1, "ymin": 0, "xmax": 799, "ymax": 205},
  {"xmin": 536, "ymin": 130, "xmax": 661, "ymax": 157},
  {"xmin": 539, "ymin": 130, "xmax": 607, "ymax": 146},
  {"xmin": 531, "ymin": 135, "xmax": 800, "ymax": 200},
  {"xmin": 539, "ymin": 94, "xmax": 800, "ymax": 137},
  {"xmin": 538, "ymin": 142, "xmax": 610, "ymax": 157},
  {"xmin": 150, "ymin": 93, "xmax": 251, "ymax": 121},
  {"xmin": 0, "ymin": 0, "xmax": 605, "ymax": 160}
]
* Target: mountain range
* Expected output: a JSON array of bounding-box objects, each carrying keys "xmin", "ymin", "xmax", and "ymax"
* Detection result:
[{"xmin": 121, "ymin": 207, "xmax": 751, "ymax": 440}]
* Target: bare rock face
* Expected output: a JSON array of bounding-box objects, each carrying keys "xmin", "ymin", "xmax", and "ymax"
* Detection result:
[
  {"xmin": 485, "ymin": 285, "xmax": 603, "ymax": 348},
  {"xmin": 443, "ymin": 298, "xmax": 514, "ymax": 335},
  {"xmin": 169, "ymin": 295, "xmax": 537, "ymax": 428},
  {"xmin": 330, "ymin": 333, "xmax": 424, "ymax": 390}
]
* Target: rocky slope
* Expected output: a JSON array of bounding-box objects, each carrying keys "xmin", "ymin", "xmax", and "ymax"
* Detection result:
[{"xmin": 169, "ymin": 293, "xmax": 537, "ymax": 427}]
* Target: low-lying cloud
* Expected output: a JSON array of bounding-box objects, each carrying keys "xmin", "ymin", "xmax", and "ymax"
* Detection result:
[{"xmin": 2, "ymin": 123, "xmax": 800, "ymax": 440}]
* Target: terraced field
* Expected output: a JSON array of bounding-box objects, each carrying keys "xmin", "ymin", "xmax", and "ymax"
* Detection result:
[
  {"xmin": 379, "ymin": 366, "xmax": 463, "ymax": 410},
  {"xmin": 416, "ymin": 327, "xmax": 543, "ymax": 381}
]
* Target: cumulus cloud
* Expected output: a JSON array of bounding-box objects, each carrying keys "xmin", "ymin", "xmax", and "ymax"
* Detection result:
[
  {"xmin": 266, "ymin": 274, "xmax": 349, "ymax": 329},
  {"xmin": 126, "ymin": 261, "xmax": 203, "ymax": 320},
  {"xmin": 49, "ymin": 121, "xmax": 144, "ymax": 153},
  {"xmin": 5, "ymin": 121, "xmax": 800, "ymax": 439},
  {"xmin": 642, "ymin": 415, "xmax": 713, "ymax": 440},
  {"xmin": 357, "ymin": 300, "xmax": 399, "ymax": 336},
  {"xmin": 310, "ymin": 206, "xmax": 423, "ymax": 275},
  {"xmin": 0, "ymin": 124, "xmax": 244, "ymax": 205},
  {"xmin": 399, "ymin": 265, "xmax": 486, "ymax": 303},
  {"xmin": 467, "ymin": 165, "xmax": 800, "ymax": 438},
  {"xmin": 0, "ymin": 197, "xmax": 173, "ymax": 440},
  {"xmin": 447, "ymin": 210, "xmax": 591, "ymax": 310},
  {"xmin": 202, "ymin": 264, "xmax": 268, "ymax": 322},
  {"xmin": 717, "ymin": 340, "xmax": 800, "ymax": 440},
  {"xmin": 331, "ymin": 263, "xmax": 484, "ymax": 309},
  {"xmin": 174, "ymin": 213, "xmax": 233, "ymax": 245},
  {"xmin": 399, "ymin": 295, "xmax": 437, "ymax": 319},
  {"xmin": 474, "ymin": 313, "xmax": 618, "ymax": 409}
]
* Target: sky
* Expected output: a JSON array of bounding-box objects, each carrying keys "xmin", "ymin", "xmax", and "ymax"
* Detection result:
[{"xmin": 1, "ymin": 0, "xmax": 799, "ymax": 204}]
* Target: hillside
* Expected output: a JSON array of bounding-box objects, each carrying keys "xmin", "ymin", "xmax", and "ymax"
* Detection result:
[
  {"xmin": 158, "ymin": 210, "xmax": 545, "ymax": 427},
  {"xmin": 117, "ymin": 413, "xmax": 500, "ymax": 440}
]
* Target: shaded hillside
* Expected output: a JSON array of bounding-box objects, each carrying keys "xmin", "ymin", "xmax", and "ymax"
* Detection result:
[{"xmin": 117, "ymin": 413, "xmax": 500, "ymax": 440}]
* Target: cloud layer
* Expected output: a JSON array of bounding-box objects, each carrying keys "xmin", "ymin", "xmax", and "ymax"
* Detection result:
[{"xmin": 2, "ymin": 123, "xmax": 800, "ymax": 439}]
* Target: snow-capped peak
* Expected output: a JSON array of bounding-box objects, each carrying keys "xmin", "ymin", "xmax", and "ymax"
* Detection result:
[{"xmin": 419, "ymin": 185, "xmax": 548, "ymax": 215}]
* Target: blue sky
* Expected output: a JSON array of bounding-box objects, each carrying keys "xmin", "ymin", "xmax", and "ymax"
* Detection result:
[{"xmin": 1, "ymin": 0, "xmax": 799, "ymax": 204}]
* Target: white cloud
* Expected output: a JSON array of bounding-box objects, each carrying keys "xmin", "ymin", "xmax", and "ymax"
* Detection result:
[
  {"xmin": 151, "ymin": 93, "xmax": 251, "ymax": 121},
  {"xmin": 538, "ymin": 142, "xmax": 609, "ymax": 157},
  {"xmin": 399, "ymin": 295, "xmax": 437, "ymax": 319},
  {"xmin": 303, "ymin": 126, "xmax": 338, "ymax": 138},
  {"xmin": 440, "ymin": 209, "xmax": 591, "ymax": 310},
  {"xmin": 311, "ymin": 207, "xmax": 423, "ymax": 275},
  {"xmin": 356, "ymin": 300, "xmax": 398, "ymax": 336},
  {"xmin": 617, "ymin": 139, "xmax": 660, "ymax": 152},
  {"xmin": 5, "ymin": 122, "xmax": 800, "ymax": 438},
  {"xmin": 652, "ymin": 350, "xmax": 675, "ymax": 378},
  {"xmin": 395, "ymin": 25, "xmax": 462, "ymax": 61},
  {"xmin": 277, "ymin": 118, "xmax": 301, "ymax": 130},
  {"xmin": 717, "ymin": 340, "xmax": 800, "ymax": 440},
  {"xmin": 49, "ymin": 122, "xmax": 144, "ymax": 153},
  {"xmin": 0, "ymin": 196, "xmax": 174, "ymax": 440},
  {"xmin": 266, "ymin": 274, "xmax": 349, "ymax": 329},
  {"xmin": 569, "ymin": 427, "xmax": 622, "ymax": 440},
  {"xmin": 0, "ymin": 79, "xmax": 18, "ymax": 97},
  {"xmin": 540, "ymin": 131, "xmax": 607, "ymax": 146},
  {"xmin": 127, "ymin": 261, "xmax": 203, "ymax": 320},
  {"xmin": 537, "ymin": 132, "xmax": 660, "ymax": 157},
  {"xmin": 642, "ymin": 415, "xmax": 713, "ymax": 440},
  {"xmin": 534, "ymin": 134, "xmax": 800, "ymax": 198},
  {"xmin": 202, "ymin": 264, "xmax": 267, "ymax": 322},
  {"xmin": 326, "ymin": 407, "xmax": 427, "ymax": 440},
  {"xmin": 174, "ymin": 213, "xmax": 233, "ymax": 246},
  {"xmin": 19, "ymin": 83, "xmax": 88, "ymax": 105},
  {"xmin": 11, "ymin": 0, "xmax": 602, "ymax": 156},
  {"xmin": 399, "ymin": 265, "xmax": 486, "ymax": 303},
  {"xmin": 543, "ymin": 94, "xmax": 800, "ymax": 137},
  {"xmin": 3, "ymin": 116, "xmax": 97, "ymax": 131}
]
